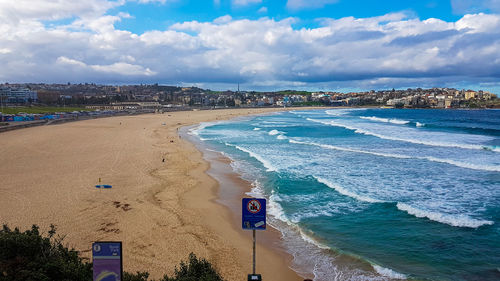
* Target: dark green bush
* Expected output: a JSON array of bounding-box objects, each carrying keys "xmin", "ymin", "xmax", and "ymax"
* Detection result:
[
  {"xmin": 161, "ymin": 253, "xmax": 224, "ymax": 281},
  {"xmin": 0, "ymin": 224, "xmax": 92, "ymax": 281},
  {"xmin": 0, "ymin": 224, "xmax": 224, "ymax": 281},
  {"xmin": 123, "ymin": 271, "xmax": 151, "ymax": 281}
]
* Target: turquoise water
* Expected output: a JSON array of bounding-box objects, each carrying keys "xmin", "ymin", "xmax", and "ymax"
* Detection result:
[{"xmin": 190, "ymin": 108, "xmax": 500, "ymax": 281}]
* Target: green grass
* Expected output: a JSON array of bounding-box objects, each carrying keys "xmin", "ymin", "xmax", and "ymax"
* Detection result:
[{"xmin": 0, "ymin": 106, "xmax": 94, "ymax": 114}]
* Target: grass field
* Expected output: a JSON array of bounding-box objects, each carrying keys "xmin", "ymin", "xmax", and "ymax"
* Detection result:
[{"xmin": 0, "ymin": 106, "xmax": 94, "ymax": 114}]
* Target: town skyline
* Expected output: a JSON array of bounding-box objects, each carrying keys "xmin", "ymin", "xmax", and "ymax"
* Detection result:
[{"xmin": 2, "ymin": 82, "xmax": 497, "ymax": 109}]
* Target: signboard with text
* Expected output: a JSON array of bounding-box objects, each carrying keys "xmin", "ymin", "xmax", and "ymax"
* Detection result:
[
  {"xmin": 242, "ymin": 198, "xmax": 266, "ymax": 230},
  {"xmin": 92, "ymin": 241, "xmax": 122, "ymax": 281}
]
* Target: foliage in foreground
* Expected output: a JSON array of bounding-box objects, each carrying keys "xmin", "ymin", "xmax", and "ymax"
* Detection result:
[
  {"xmin": 0, "ymin": 224, "xmax": 91, "ymax": 281},
  {"xmin": 0, "ymin": 224, "xmax": 224, "ymax": 281}
]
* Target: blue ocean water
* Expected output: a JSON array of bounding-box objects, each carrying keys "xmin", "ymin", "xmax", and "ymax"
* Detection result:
[{"xmin": 190, "ymin": 108, "xmax": 500, "ymax": 281}]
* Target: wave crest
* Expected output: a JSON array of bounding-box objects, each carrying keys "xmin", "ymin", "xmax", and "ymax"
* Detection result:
[
  {"xmin": 306, "ymin": 118, "xmax": 498, "ymax": 152},
  {"xmin": 289, "ymin": 138, "xmax": 500, "ymax": 172},
  {"xmin": 315, "ymin": 176, "xmax": 385, "ymax": 203},
  {"xmin": 396, "ymin": 203, "xmax": 494, "ymax": 228},
  {"xmin": 268, "ymin": 129, "xmax": 283, "ymax": 135},
  {"xmin": 360, "ymin": 116, "xmax": 410, "ymax": 125},
  {"xmin": 372, "ymin": 265, "xmax": 407, "ymax": 279},
  {"xmin": 225, "ymin": 143, "xmax": 277, "ymax": 172}
]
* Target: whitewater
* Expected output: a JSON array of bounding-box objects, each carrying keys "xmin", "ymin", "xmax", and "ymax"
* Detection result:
[{"xmin": 192, "ymin": 108, "xmax": 500, "ymax": 281}]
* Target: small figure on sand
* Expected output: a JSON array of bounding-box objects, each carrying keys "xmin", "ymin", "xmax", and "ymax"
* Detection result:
[{"xmin": 162, "ymin": 158, "xmax": 165, "ymax": 162}]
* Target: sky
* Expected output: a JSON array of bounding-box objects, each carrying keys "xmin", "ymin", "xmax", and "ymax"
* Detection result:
[{"xmin": 0, "ymin": 0, "xmax": 500, "ymax": 92}]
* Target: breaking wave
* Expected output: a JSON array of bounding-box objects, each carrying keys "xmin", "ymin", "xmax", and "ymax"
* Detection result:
[
  {"xmin": 224, "ymin": 143, "xmax": 277, "ymax": 172},
  {"xmin": 396, "ymin": 203, "xmax": 494, "ymax": 228},
  {"xmin": 372, "ymin": 265, "xmax": 407, "ymax": 280},
  {"xmin": 306, "ymin": 118, "xmax": 499, "ymax": 152},
  {"xmin": 288, "ymin": 138, "xmax": 500, "ymax": 172},
  {"xmin": 360, "ymin": 116, "xmax": 410, "ymax": 125},
  {"xmin": 315, "ymin": 176, "xmax": 385, "ymax": 203}
]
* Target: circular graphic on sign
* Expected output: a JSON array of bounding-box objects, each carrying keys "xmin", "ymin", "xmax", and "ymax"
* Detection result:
[
  {"xmin": 93, "ymin": 244, "xmax": 101, "ymax": 252},
  {"xmin": 247, "ymin": 199, "xmax": 261, "ymax": 214}
]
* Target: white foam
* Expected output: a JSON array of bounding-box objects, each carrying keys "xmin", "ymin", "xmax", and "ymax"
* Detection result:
[
  {"xmin": 423, "ymin": 156, "xmax": 500, "ymax": 172},
  {"xmin": 245, "ymin": 180, "xmax": 266, "ymax": 198},
  {"xmin": 325, "ymin": 108, "xmax": 365, "ymax": 117},
  {"xmin": 315, "ymin": 177, "xmax": 385, "ymax": 203},
  {"xmin": 267, "ymin": 192, "xmax": 292, "ymax": 224},
  {"xmin": 289, "ymin": 138, "xmax": 500, "ymax": 172},
  {"xmin": 396, "ymin": 203, "xmax": 494, "ymax": 228},
  {"xmin": 253, "ymin": 127, "xmax": 261, "ymax": 131},
  {"xmin": 289, "ymin": 139, "xmax": 411, "ymax": 159},
  {"xmin": 307, "ymin": 118, "xmax": 498, "ymax": 152},
  {"xmin": 360, "ymin": 116, "xmax": 410, "ymax": 125},
  {"xmin": 372, "ymin": 265, "xmax": 407, "ymax": 280},
  {"xmin": 225, "ymin": 143, "xmax": 277, "ymax": 172},
  {"xmin": 297, "ymin": 229, "xmax": 331, "ymax": 250},
  {"xmin": 188, "ymin": 121, "xmax": 226, "ymax": 138},
  {"xmin": 416, "ymin": 122, "xmax": 425, "ymax": 127},
  {"xmin": 277, "ymin": 135, "xmax": 288, "ymax": 140},
  {"xmin": 268, "ymin": 129, "xmax": 282, "ymax": 135}
]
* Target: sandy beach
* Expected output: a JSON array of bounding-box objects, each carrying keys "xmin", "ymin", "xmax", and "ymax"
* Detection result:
[{"xmin": 0, "ymin": 108, "xmax": 304, "ymax": 280}]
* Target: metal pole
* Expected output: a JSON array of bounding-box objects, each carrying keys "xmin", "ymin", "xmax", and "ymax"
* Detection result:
[{"xmin": 253, "ymin": 229, "xmax": 256, "ymax": 275}]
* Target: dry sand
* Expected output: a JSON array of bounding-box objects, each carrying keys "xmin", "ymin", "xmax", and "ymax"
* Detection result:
[{"xmin": 0, "ymin": 108, "xmax": 304, "ymax": 280}]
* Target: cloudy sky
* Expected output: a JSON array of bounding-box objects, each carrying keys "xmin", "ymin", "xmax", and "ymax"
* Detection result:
[{"xmin": 1, "ymin": 0, "xmax": 499, "ymax": 92}]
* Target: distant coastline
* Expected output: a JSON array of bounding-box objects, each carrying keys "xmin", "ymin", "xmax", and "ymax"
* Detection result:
[{"xmin": 2, "ymin": 83, "xmax": 499, "ymax": 112}]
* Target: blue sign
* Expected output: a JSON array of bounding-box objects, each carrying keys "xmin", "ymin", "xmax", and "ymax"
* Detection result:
[
  {"xmin": 242, "ymin": 198, "xmax": 266, "ymax": 230},
  {"xmin": 95, "ymin": 185, "xmax": 112, "ymax": 188},
  {"xmin": 92, "ymin": 241, "xmax": 122, "ymax": 281}
]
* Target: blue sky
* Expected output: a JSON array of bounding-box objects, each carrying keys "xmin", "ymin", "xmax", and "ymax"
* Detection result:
[
  {"xmin": 111, "ymin": 0, "xmax": 500, "ymax": 33},
  {"xmin": 0, "ymin": 0, "xmax": 499, "ymax": 92},
  {"xmin": 114, "ymin": 0, "xmax": 461, "ymax": 34}
]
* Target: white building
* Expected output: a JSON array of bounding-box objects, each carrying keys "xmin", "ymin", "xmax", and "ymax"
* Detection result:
[{"xmin": 0, "ymin": 87, "xmax": 38, "ymax": 103}]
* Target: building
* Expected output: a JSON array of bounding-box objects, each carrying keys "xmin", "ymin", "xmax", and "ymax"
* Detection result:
[
  {"xmin": 0, "ymin": 87, "xmax": 38, "ymax": 103},
  {"xmin": 85, "ymin": 102, "xmax": 161, "ymax": 111},
  {"xmin": 464, "ymin": 90, "xmax": 477, "ymax": 100}
]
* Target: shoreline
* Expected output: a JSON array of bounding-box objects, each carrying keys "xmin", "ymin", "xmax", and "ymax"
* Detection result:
[
  {"xmin": 180, "ymin": 109, "xmax": 410, "ymax": 281},
  {"xmin": 0, "ymin": 107, "xmax": 307, "ymax": 280},
  {"xmin": 181, "ymin": 123, "xmax": 310, "ymax": 280}
]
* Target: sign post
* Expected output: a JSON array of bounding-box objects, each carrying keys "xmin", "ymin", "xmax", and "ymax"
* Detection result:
[
  {"xmin": 242, "ymin": 198, "xmax": 266, "ymax": 281},
  {"xmin": 92, "ymin": 241, "xmax": 122, "ymax": 281}
]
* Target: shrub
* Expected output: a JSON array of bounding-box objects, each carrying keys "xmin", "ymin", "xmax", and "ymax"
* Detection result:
[
  {"xmin": 160, "ymin": 253, "xmax": 224, "ymax": 281},
  {"xmin": 0, "ymin": 224, "xmax": 92, "ymax": 281},
  {"xmin": 0, "ymin": 224, "xmax": 224, "ymax": 281}
]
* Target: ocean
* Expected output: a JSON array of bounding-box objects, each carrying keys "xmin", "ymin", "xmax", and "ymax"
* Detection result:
[{"xmin": 189, "ymin": 108, "xmax": 500, "ymax": 281}]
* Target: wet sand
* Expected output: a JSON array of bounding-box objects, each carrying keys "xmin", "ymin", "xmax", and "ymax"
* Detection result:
[{"xmin": 0, "ymin": 108, "xmax": 304, "ymax": 280}]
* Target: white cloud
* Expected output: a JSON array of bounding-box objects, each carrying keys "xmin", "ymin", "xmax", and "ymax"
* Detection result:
[
  {"xmin": 258, "ymin": 6, "xmax": 268, "ymax": 13},
  {"xmin": 57, "ymin": 56, "xmax": 87, "ymax": 67},
  {"xmin": 91, "ymin": 62, "xmax": 156, "ymax": 76},
  {"xmin": 455, "ymin": 13, "xmax": 500, "ymax": 32},
  {"xmin": 286, "ymin": 0, "xmax": 338, "ymax": 10},
  {"xmin": 232, "ymin": 0, "xmax": 262, "ymax": 7},
  {"xmin": 0, "ymin": 0, "xmax": 121, "ymax": 22},
  {"xmin": 0, "ymin": 0, "xmax": 499, "ymax": 91},
  {"xmin": 57, "ymin": 56, "xmax": 156, "ymax": 76}
]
